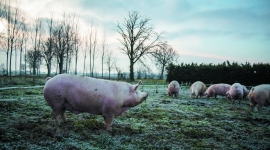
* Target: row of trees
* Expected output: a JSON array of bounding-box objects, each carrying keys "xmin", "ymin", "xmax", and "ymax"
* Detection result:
[
  {"xmin": 0, "ymin": 0, "xmax": 117, "ymax": 79},
  {"xmin": 166, "ymin": 61, "xmax": 270, "ymax": 86},
  {"xmin": 0, "ymin": 1, "xmax": 178, "ymax": 81}
]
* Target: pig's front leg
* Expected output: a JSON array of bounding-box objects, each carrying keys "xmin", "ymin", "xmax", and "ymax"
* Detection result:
[{"xmin": 103, "ymin": 115, "xmax": 115, "ymax": 131}]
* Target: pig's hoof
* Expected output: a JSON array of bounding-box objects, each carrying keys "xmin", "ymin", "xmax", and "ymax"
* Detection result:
[{"xmin": 106, "ymin": 127, "xmax": 112, "ymax": 132}]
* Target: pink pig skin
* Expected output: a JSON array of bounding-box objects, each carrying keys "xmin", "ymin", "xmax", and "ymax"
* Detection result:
[
  {"xmin": 248, "ymin": 84, "xmax": 270, "ymax": 113},
  {"xmin": 190, "ymin": 81, "xmax": 207, "ymax": 98},
  {"xmin": 167, "ymin": 80, "xmax": 180, "ymax": 98},
  {"xmin": 226, "ymin": 83, "xmax": 244, "ymax": 104},
  {"xmin": 43, "ymin": 74, "xmax": 148, "ymax": 131},
  {"xmin": 205, "ymin": 84, "xmax": 231, "ymax": 99}
]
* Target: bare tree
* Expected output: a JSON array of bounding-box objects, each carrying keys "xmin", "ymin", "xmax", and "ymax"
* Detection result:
[
  {"xmin": 105, "ymin": 49, "xmax": 116, "ymax": 80},
  {"xmin": 25, "ymin": 49, "xmax": 41, "ymax": 75},
  {"xmin": 73, "ymin": 20, "xmax": 80, "ymax": 75},
  {"xmin": 101, "ymin": 30, "xmax": 108, "ymax": 78},
  {"xmin": 151, "ymin": 42, "xmax": 178, "ymax": 79},
  {"xmin": 82, "ymin": 36, "xmax": 88, "ymax": 76},
  {"xmin": 117, "ymin": 11, "xmax": 163, "ymax": 81},
  {"xmin": 87, "ymin": 22, "xmax": 93, "ymax": 76},
  {"xmin": 86, "ymin": 23, "xmax": 98, "ymax": 77},
  {"xmin": 91, "ymin": 30, "xmax": 98, "ymax": 77},
  {"xmin": 29, "ymin": 16, "xmax": 43, "ymax": 76},
  {"xmin": 18, "ymin": 17, "xmax": 27, "ymax": 77},
  {"xmin": 41, "ymin": 16, "xmax": 54, "ymax": 77},
  {"xmin": 0, "ymin": 1, "xmax": 23, "ymax": 78}
]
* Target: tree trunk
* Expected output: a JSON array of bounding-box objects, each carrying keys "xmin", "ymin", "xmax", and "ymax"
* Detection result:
[
  {"xmin": 6, "ymin": 52, "xmax": 9, "ymax": 76},
  {"xmin": 20, "ymin": 48, "xmax": 22, "ymax": 78},
  {"xmin": 59, "ymin": 55, "xmax": 64, "ymax": 74},
  {"xmin": 129, "ymin": 59, "xmax": 134, "ymax": 81},
  {"xmin": 9, "ymin": 47, "xmax": 12, "ymax": 79},
  {"xmin": 160, "ymin": 64, "xmax": 165, "ymax": 79},
  {"xmin": 46, "ymin": 63, "xmax": 51, "ymax": 77}
]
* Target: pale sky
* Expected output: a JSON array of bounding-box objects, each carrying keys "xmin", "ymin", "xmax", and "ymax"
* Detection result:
[{"xmin": 1, "ymin": 0, "xmax": 270, "ymax": 74}]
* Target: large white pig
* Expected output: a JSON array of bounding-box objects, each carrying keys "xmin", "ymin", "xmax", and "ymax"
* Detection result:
[
  {"xmin": 43, "ymin": 74, "xmax": 148, "ymax": 131},
  {"xmin": 226, "ymin": 83, "xmax": 244, "ymax": 104},
  {"xmin": 167, "ymin": 80, "xmax": 180, "ymax": 98},
  {"xmin": 190, "ymin": 81, "xmax": 207, "ymax": 98},
  {"xmin": 204, "ymin": 84, "xmax": 231, "ymax": 99},
  {"xmin": 248, "ymin": 84, "xmax": 270, "ymax": 112}
]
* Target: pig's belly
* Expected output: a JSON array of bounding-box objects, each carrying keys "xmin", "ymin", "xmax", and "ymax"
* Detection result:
[{"xmin": 63, "ymin": 102, "xmax": 102, "ymax": 115}]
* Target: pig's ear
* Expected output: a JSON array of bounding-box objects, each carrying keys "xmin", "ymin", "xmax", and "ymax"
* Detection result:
[{"xmin": 132, "ymin": 81, "xmax": 141, "ymax": 91}]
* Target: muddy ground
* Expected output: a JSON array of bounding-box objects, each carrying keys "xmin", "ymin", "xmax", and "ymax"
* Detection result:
[{"xmin": 0, "ymin": 85, "xmax": 269, "ymax": 149}]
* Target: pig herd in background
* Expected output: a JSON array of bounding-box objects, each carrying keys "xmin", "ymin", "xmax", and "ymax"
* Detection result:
[{"xmin": 168, "ymin": 80, "xmax": 270, "ymax": 113}]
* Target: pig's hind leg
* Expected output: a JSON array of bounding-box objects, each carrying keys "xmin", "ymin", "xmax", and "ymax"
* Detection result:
[
  {"xmin": 60, "ymin": 110, "xmax": 66, "ymax": 122},
  {"xmin": 51, "ymin": 109, "xmax": 66, "ymax": 126},
  {"xmin": 103, "ymin": 115, "xmax": 115, "ymax": 132}
]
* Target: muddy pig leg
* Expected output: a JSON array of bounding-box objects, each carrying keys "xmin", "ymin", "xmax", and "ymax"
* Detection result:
[
  {"xmin": 103, "ymin": 115, "xmax": 115, "ymax": 132},
  {"xmin": 60, "ymin": 110, "xmax": 66, "ymax": 122},
  {"xmin": 51, "ymin": 111, "xmax": 61, "ymax": 126},
  {"xmin": 250, "ymin": 102, "xmax": 255, "ymax": 112},
  {"xmin": 257, "ymin": 104, "xmax": 262, "ymax": 113}
]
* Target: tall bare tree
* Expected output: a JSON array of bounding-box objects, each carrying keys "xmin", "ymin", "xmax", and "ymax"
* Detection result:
[
  {"xmin": 91, "ymin": 30, "xmax": 98, "ymax": 77},
  {"xmin": 30, "ymin": 16, "xmax": 43, "ymax": 76},
  {"xmin": 82, "ymin": 36, "xmax": 88, "ymax": 76},
  {"xmin": 18, "ymin": 17, "xmax": 27, "ymax": 77},
  {"xmin": 117, "ymin": 11, "xmax": 163, "ymax": 81},
  {"xmin": 101, "ymin": 30, "xmax": 108, "ymax": 78},
  {"xmin": 42, "ymin": 16, "xmax": 54, "ymax": 77},
  {"xmin": 73, "ymin": 20, "xmax": 80, "ymax": 75},
  {"xmin": 87, "ymin": 22, "xmax": 98, "ymax": 77},
  {"xmin": 151, "ymin": 42, "xmax": 178, "ymax": 79},
  {"xmin": 105, "ymin": 49, "xmax": 116, "ymax": 80}
]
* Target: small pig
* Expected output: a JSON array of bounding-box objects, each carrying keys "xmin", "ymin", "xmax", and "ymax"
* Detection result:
[
  {"xmin": 226, "ymin": 83, "xmax": 244, "ymax": 104},
  {"xmin": 43, "ymin": 74, "xmax": 148, "ymax": 131},
  {"xmin": 168, "ymin": 80, "xmax": 180, "ymax": 98},
  {"xmin": 248, "ymin": 84, "xmax": 270, "ymax": 112},
  {"xmin": 242, "ymin": 85, "xmax": 249, "ymax": 100},
  {"xmin": 205, "ymin": 83, "xmax": 231, "ymax": 99},
  {"xmin": 190, "ymin": 81, "xmax": 207, "ymax": 98}
]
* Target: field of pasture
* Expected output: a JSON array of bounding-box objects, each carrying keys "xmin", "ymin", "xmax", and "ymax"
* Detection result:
[{"xmin": 0, "ymin": 78, "xmax": 270, "ymax": 149}]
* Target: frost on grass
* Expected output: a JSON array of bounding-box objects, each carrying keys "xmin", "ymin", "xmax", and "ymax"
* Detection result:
[{"xmin": 0, "ymin": 86, "xmax": 270, "ymax": 149}]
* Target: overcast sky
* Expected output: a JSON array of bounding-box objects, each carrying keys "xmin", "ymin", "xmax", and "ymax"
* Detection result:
[{"xmin": 1, "ymin": 0, "xmax": 270, "ymax": 73}]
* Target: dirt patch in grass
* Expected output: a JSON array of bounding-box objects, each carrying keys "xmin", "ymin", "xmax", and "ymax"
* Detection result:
[{"xmin": 0, "ymin": 85, "xmax": 270, "ymax": 149}]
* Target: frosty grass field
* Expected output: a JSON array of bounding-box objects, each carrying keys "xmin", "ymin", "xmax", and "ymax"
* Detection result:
[{"xmin": 0, "ymin": 82, "xmax": 269, "ymax": 149}]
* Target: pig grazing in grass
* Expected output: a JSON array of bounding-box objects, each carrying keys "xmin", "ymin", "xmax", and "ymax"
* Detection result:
[
  {"xmin": 226, "ymin": 83, "xmax": 244, "ymax": 104},
  {"xmin": 248, "ymin": 84, "xmax": 270, "ymax": 112},
  {"xmin": 43, "ymin": 74, "xmax": 148, "ymax": 131},
  {"xmin": 205, "ymin": 84, "xmax": 231, "ymax": 99},
  {"xmin": 190, "ymin": 81, "xmax": 207, "ymax": 98},
  {"xmin": 168, "ymin": 80, "xmax": 180, "ymax": 98}
]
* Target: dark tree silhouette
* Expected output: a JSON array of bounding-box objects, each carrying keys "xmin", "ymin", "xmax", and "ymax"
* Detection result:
[{"xmin": 117, "ymin": 11, "xmax": 162, "ymax": 81}]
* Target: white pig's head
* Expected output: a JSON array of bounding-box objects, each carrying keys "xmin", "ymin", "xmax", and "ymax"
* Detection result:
[{"xmin": 131, "ymin": 81, "xmax": 148, "ymax": 105}]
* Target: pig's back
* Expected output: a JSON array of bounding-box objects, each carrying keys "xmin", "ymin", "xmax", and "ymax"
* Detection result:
[
  {"xmin": 213, "ymin": 84, "xmax": 231, "ymax": 95},
  {"xmin": 43, "ymin": 74, "xmax": 129, "ymax": 114}
]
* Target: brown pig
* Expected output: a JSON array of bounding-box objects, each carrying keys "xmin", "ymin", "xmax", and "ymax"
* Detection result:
[
  {"xmin": 226, "ymin": 83, "xmax": 244, "ymax": 104},
  {"xmin": 190, "ymin": 81, "xmax": 207, "ymax": 98},
  {"xmin": 248, "ymin": 84, "xmax": 270, "ymax": 112},
  {"xmin": 43, "ymin": 74, "xmax": 148, "ymax": 131},
  {"xmin": 168, "ymin": 80, "xmax": 180, "ymax": 98},
  {"xmin": 204, "ymin": 83, "xmax": 231, "ymax": 99}
]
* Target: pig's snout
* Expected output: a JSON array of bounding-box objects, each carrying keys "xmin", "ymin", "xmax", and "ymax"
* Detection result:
[{"xmin": 143, "ymin": 93, "xmax": 148, "ymax": 101}]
